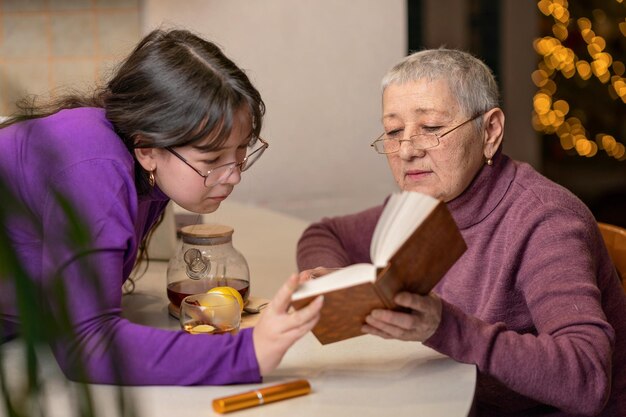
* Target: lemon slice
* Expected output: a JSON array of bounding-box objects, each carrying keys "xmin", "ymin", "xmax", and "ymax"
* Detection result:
[
  {"xmin": 190, "ymin": 324, "xmax": 216, "ymax": 334},
  {"xmin": 207, "ymin": 286, "xmax": 244, "ymax": 312}
]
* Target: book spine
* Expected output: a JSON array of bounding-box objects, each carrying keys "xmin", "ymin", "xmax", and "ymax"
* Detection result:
[{"xmin": 372, "ymin": 266, "xmax": 398, "ymax": 309}]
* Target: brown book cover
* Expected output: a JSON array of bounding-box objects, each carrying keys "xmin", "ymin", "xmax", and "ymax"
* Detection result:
[{"xmin": 291, "ymin": 193, "xmax": 466, "ymax": 345}]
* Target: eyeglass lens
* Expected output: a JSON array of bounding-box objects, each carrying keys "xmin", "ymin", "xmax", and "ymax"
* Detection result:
[
  {"xmin": 377, "ymin": 134, "xmax": 438, "ymax": 153},
  {"xmin": 205, "ymin": 164, "xmax": 236, "ymax": 187},
  {"xmin": 204, "ymin": 143, "xmax": 266, "ymax": 186}
]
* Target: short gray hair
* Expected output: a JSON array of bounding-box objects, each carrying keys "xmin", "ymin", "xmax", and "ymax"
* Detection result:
[{"xmin": 381, "ymin": 49, "xmax": 500, "ymax": 119}]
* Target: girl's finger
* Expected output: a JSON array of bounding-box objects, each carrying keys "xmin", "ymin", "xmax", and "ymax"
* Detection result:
[
  {"xmin": 285, "ymin": 295, "xmax": 323, "ymax": 328},
  {"xmin": 269, "ymin": 274, "xmax": 301, "ymax": 313}
]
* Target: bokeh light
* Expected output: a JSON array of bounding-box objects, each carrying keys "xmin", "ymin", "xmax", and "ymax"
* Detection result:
[{"xmin": 533, "ymin": 0, "xmax": 625, "ymax": 161}]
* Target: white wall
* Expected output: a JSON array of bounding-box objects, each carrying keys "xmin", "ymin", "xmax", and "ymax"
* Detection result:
[{"xmin": 141, "ymin": 0, "xmax": 405, "ymax": 221}]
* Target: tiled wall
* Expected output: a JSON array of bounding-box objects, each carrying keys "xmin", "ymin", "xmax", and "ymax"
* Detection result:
[{"xmin": 0, "ymin": 0, "xmax": 140, "ymax": 115}]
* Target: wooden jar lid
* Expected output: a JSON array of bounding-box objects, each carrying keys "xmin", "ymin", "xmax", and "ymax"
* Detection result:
[{"xmin": 180, "ymin": 224, "xmax": 233, "ymax": 245}]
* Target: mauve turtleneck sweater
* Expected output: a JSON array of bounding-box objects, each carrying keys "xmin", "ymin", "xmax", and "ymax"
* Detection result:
[{"xmin": 297, "ymin": 152, "xmax": 626, "ymax": 416}]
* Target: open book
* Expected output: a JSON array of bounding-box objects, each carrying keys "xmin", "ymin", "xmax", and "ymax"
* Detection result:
[{"xmin": 291, "ymin": 191, "xmax": 466, "ymax": 344}]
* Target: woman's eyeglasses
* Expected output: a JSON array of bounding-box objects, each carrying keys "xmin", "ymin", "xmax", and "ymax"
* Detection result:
[
  {"xmin": 166, "ymin": 138, "xmax": 268, "ymax": 187},
  {"xmin": 370, "ymin": 113, "xmax": 484, "ymax": 154}
]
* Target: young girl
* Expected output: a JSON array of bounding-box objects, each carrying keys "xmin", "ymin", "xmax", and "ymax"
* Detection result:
[{"xmin": 0, "ymin": 28, "xmax": 322, "ymax": 385}]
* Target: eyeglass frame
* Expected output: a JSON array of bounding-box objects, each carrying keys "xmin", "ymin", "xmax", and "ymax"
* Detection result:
[
  {"xmin": 165, "ymin": 137, "xmax": 268, "ymax": 187},
  {"xmin": 370, "ymin": 112, "xmax": 485, "ymax": 154}
]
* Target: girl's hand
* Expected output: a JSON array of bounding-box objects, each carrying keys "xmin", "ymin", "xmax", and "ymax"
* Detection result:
[
  {"xmin": 297, "ymin": 266, "xmax": 342, "ymax": 283},
  {"xmin": 252, "ymin": 274, "xmax": 323, "ymax": 375}
]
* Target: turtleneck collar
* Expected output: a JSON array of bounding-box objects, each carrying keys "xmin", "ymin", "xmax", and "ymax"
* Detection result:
[{"xmin": 446, "ymin": 149, "xmax": 516, "ymax": 230}]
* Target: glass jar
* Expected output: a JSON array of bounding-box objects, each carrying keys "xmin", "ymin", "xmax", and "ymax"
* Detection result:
[{"xmin": 166, "ymin": 224, "xmax": 250, "ymax": 310}]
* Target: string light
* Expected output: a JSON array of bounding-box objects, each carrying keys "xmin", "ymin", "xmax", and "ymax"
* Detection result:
[{"xmin": 533, "ymin": 0, "xmax": 626, "ymax": 161}]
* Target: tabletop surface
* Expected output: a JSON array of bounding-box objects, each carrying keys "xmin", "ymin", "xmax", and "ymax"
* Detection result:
[{"xmin": 1, "ymin": 201, "xmax": 476, "ymax": 417}]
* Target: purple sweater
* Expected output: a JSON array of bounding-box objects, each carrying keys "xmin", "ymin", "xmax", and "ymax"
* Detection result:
[
  {"xmin": 0, "ymin": 108, "xmax": 261, "ymax": 385},
  {"xmin": 297, "ymin": 152, "xmax": 626, "ymax": 416}
]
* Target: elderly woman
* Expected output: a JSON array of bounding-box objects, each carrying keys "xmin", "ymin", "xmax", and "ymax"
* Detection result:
[{"xmin": 296, "ymin": 49, "xmax": 626, "ymax": 416}]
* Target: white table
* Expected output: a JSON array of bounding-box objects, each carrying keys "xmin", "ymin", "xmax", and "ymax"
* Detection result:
[{"xmin": 1, "ymin": 201, "xmax": 476, "ymax": 417}]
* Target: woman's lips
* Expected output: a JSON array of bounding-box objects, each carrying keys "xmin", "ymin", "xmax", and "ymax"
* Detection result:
[{"xmin": 405, "ymin": 169, "xmax": 432, "ymax": 181}]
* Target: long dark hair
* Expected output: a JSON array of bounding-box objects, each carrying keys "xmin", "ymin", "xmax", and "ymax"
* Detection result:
[{"xmin": 2, "ymin": 28, "xmax": 266, "ymax": 195}]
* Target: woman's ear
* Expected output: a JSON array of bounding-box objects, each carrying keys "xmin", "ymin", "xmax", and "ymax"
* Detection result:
[{"xmin": 482, "ymin": 107, "xmax": 505, "ymax": 159}]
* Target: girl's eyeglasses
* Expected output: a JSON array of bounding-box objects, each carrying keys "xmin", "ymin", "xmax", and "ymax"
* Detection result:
[{"xmin": 166, "ymin": 138, "xmax": 268, "ymax": 187}]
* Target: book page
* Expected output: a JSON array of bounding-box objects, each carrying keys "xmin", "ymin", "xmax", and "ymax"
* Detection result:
[
  {"xmin": 370, "ymin": 192, "xmax": 402, "ymax": 262},
  {"xmin": 371, "ymin": 192, "xmax": 438, "ymax": 266},
  {"xmin": 291, "ymin": 263, "xmax": 377, "ymax": 301},
  {"xmin": 371, "ymin": 192, "xmax": 411, "ymax": 260}
]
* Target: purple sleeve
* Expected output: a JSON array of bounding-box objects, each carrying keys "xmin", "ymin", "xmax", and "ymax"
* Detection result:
[
  {"xmin": 42, "ymin": 160, "xmax": 260, "ymax": 385},
  {"xmin": 425, "ymin": 204, "xmax": 617, "ymax": 415},
  {"xmin": 296, "ymin": 204, "xmax": 385, "ymax": 271}
]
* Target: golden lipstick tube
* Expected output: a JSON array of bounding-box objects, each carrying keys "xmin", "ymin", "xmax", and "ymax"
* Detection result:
[{"xmin": 212, "ymin": 379, "xmax": 311, "ymax": 414}]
